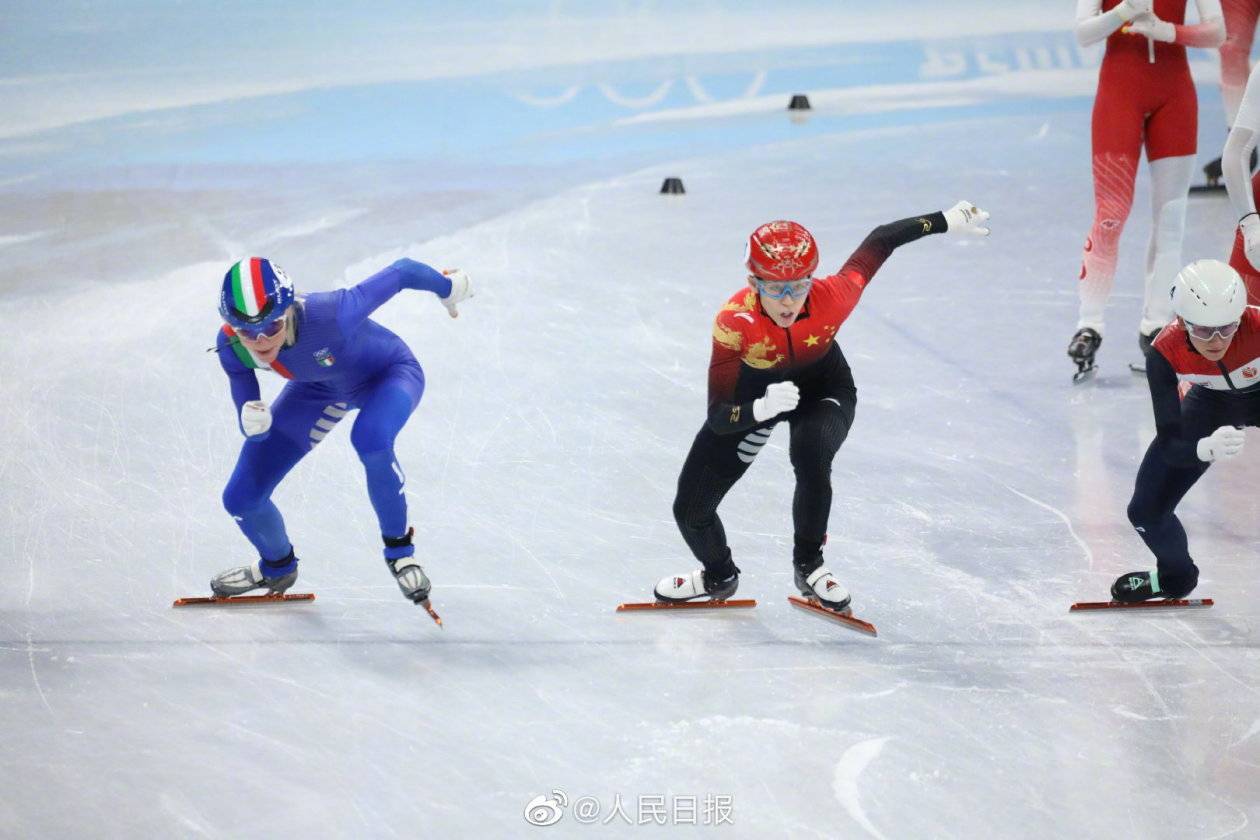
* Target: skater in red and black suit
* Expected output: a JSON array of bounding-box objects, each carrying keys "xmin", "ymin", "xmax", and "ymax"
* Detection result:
[
  {"xmin": 653, "ymin": 201, "xmax": 991, "ymax": 612},
  {"xmin": 1068, "ymin": 0, "xmax": 1225, "ymax": 381},
  {"xmin": 1116, "ymin": 259, "xmax": 1254, "ymax": 601}
]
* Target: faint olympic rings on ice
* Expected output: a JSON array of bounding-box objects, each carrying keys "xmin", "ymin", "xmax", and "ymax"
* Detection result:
[
  {"xmin": 684, "ymin": 70, "xmax": 766, "ymax": 103},
  {"xmin": 513, "ymin": 71, "xmax": 768, "ymax": 110},
  {"xmin": 514, "ymin": 85, "xmax": 583, "ymax": 107},
  {"xmin": 595, "ymin": 79, "xmax": 673, "ymax": 108}
]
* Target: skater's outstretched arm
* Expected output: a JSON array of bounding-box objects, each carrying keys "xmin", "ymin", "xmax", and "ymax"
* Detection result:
[
  {"xmin": 834, "ymin": 201, "xmax": 987, "ymax": 290},
  {"xmin": 337, "ymin": 258, "xmax": 465, "ymax": 332}
]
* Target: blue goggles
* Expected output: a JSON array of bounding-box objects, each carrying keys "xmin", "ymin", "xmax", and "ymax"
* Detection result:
[
  {"xmin": 754, "ymin": 276, "xmax": 813, "ymax": 300},
  {"xmin": 237, "ymin": 313, "xmax": 288, "ymax": 341}
]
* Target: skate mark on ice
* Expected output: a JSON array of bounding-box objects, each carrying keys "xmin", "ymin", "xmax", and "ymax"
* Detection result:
[
  {"xmin": 1200, "ymin": 792, "xmax": 1251, "ymax": 840},
  {"xmin": 1111, "ymin": 705, "xmax": 1181, "ymax": 722},
  {"xmin": 26, "ymin": 630, "xmax": 52, "ymax": 715},
  {"xmin": 1003, "ymin": 484, "xmax": 1094, "ymax": 571},
  {"xmin": 1151, "ymin": 621, "xmax": 1260, "ymax": 702},
  {"xmin": 832, "ymin": 736, "xmax": 890, "ymax": 840},
  {"xmin": 1231, "ymin": 718, "xmax": 1260, "ymax": 748}
]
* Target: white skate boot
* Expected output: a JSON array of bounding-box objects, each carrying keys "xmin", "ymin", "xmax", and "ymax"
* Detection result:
[
  {"xmin": 654, "ymin": 568, "xmax": 739, "ymax": 603},
  {"xmin": 795, "ymin": 565, "xmax": 851, "ymax": 612},
  {"xmin": 388, "ymin": 556, "xmax": 433, "ymax": 604},
  {"xmin": 210, "ymin": 557, "xmax": 298, "ymax": 598}
]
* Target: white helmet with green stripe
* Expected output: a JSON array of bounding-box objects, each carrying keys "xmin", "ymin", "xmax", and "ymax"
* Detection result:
[{"xmin": 219, "ymin": 257, "xmax": 295, "ymax": 332}]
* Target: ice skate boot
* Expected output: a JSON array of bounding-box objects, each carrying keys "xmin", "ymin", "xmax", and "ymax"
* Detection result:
[
  {"xmin": 1068, "ymin": 327, "xmax": 1102, "ymax": 383},
  {"xmin": 794, "ymin": 564, "xmax": 851, "ymax": 612},
  {"xmin": 384, "ymin": 527, "xmax": 432, "ymax": 604},
  {"xmin": 210, "ymin": 550, "xmax": 298, "ymax": 598},
  {"xmin": 1110, "ymin": 570, "xmax": 1193, "ymax": 603},
  {"xmin": 654, "ymin": 567, "xmax": 740, "ymax": 603}
]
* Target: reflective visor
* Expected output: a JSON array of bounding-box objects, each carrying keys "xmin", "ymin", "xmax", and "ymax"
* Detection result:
[{"xmin": 236, "ymin": 314, "xmax": 288, "ymax": 341}]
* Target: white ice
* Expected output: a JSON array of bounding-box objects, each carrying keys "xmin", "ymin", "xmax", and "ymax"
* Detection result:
[{"xmin": 1, "ymin": 2, "xmax": 1258, "ymax": 838}]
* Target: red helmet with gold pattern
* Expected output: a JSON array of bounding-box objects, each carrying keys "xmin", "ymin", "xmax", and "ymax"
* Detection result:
[{"xmin": 744, "ymin": 220, "xmax": 818, "ymax": 281}]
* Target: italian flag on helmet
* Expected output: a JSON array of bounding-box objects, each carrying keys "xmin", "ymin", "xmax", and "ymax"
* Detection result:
[{"xmin": 219, "ymin": 257, "xmax": 295, "ymax": 329}]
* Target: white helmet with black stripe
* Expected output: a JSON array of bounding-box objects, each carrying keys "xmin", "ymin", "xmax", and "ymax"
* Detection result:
[{"xmin": 1171, "ymin": 259, "xmax": 1247, "ymax": 327}]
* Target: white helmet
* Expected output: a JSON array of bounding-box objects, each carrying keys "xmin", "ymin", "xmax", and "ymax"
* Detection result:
[{"xmin": 1170, "ymin": 259, "xmax": 1247, "ymax": 327}]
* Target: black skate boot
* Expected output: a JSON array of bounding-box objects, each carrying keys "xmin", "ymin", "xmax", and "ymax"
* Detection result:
[
  {"xmin": 211, "ymin": 549, "xmax": 299, "ymax": 597},
  {"xmin": 1111, "ymin": 569, "xmax": 1195, "ymax": 603},
  {"xmin": 1068, "ymin": 327, "xmax": 1102, "ymax": 383}
]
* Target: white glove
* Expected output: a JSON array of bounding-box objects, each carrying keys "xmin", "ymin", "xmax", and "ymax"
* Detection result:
[
  {"xmin": 1241, "ymin": 214, "xmax": 1260, "ymax": 272},
  {"xmin": 943, "ymin": 201, "xmax": 991, "ymax": 237},
  {"xmin": 1196, "ymin": 426, "xmax": 1245, "ymax": 463},
  {"xmin": 1115, "ymin": 0, "xmax": 1153, "ymax": 21},
  {"xmin": 241, "ymin": 400, "xmax": 272, "ymax": 438},
  {"xmin": 752, "ymin": 381, "xmax": 800, "ymax": 422},
  {"xmin": 441, "ymin": 268, "xmax": 473, "ymax": 318},
  {"xmin": 1125, "ymin": 14, "xmax": 1175, "ymax": 42}
]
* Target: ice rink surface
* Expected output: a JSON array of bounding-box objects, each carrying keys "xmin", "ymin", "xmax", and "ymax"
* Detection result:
[{"xmin": 1, "ymin": 2, "xmax": 1258, "ymax": 837}]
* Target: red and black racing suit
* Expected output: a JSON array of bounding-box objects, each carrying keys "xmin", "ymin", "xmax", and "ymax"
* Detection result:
[{"xmin": 673, "ymin": 211, "xmax": 947, "ymax": 578}]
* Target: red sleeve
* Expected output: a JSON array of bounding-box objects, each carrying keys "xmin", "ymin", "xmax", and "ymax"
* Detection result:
[
  {"xmin": 1173, "ymin": 20, "xmax": 1224, "ymax": 49},
  {"xmin": 707, "ymin": 309, "xmax": 745, "ymax": 408},
  {"xmin": 814, "ymin": 269, "xmax": 865, "ymax": 315}
]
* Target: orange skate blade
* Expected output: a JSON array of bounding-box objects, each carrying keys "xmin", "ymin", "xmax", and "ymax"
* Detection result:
[
  {"xmin": 420, "ymin": 600, "xmax": 443, "ymax": 627},
  {"xmin": 172, "ymin": 593, "xmax": 316, "ymax": 607},
  {"xmin": 616, "ymin": 598, "xmax": 757, "ymax": 612},
  {"xmin": 788, "ymin": 596, "xmax": 877, "ymax": 636},
  {"xmin": 1069, "ymin": 598, "xmax": 1213, "ymax": 612}
]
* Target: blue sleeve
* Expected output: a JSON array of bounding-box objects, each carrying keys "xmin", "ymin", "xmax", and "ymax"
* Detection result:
[
  {"xmin": 337, "ymin": 258, "xmax": 453, "ymax": 334},
  {"xmin": 215, "ymin": 331, "xmax": 262, "ymax": 436}
]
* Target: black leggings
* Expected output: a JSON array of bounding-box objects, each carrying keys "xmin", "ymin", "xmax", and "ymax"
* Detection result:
[{"xmin": 673, "ymin": 395, "xmax": 856, "ymax": 577}]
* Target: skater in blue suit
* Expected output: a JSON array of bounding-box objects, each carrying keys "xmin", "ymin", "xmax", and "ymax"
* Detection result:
[{"xmin": 210, "ymin": 256, "xmax": 471, "ymax": 613}]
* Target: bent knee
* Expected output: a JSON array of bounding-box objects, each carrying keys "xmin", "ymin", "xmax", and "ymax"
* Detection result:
[
  {"xmin": 222, "ymin": 480, "xmax": 266, "ymax": 518},
  {"xmin": 1126, "ymin": 496, "xmax": 1163, "ymax": 531}
]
